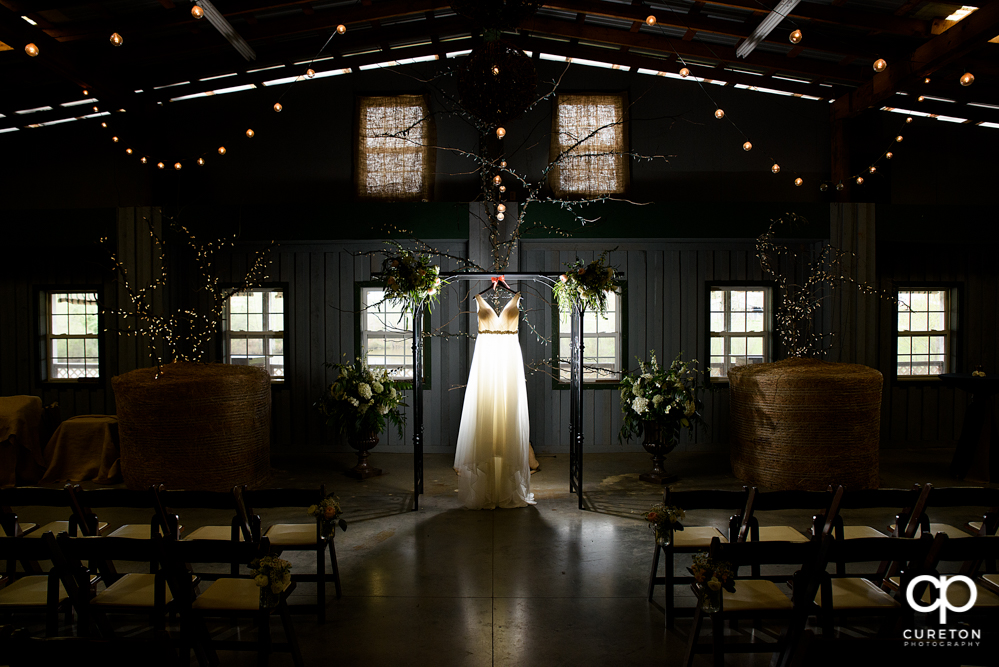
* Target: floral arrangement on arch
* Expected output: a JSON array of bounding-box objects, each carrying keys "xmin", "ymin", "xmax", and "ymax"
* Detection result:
[
  {"xmin": 645, "ymin": 502, "xmax": 685, "ymax": 536},
  {"xmin": 250, "ymin": 555, "xmax": 292, "ymax": 595},
  {"xmin": 314, "ymin": 358, "xmax": 408, "ymax": 438},
  {"xmin": 690, "ymin": 552, "xmax": 736, "ymax": 594},
  {"xmin": 308, "ymin": 493, "xmax": 348, "ymax": 540},
  {"xmin": 619, "ymin": 351, "xmax": 702, "ymax": 443},
  {"xmin": 380, "ymin": 242, "xmax": 449, "ymax": 314},
  {"xmin": 552, "ymin": 250, "xmax": 622, "ymax": 317}
]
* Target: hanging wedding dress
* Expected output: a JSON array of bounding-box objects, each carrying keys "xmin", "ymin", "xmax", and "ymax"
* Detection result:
[{"xmin": 453, "ymin": 292, "xmax": 535, "ymax": 509}]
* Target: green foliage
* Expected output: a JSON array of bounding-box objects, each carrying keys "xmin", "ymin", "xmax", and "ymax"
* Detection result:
[
  {"xmin": 618, "ymin": 351, "xmax": 703, "ymax": 443},
  {"xmin": 307, "ymin": 492, "xmax": 348, "ymax": 539},
  {"xmin": 314, "ymin": 358, "xmax": 409, "ymax": 438},
  {"xmin": 645, "ymin": 502, "xmax": 686, "ymax": 534},
  {"xmin": 552, "ymin": 250, "xmax": 622, "ymax": 317},
  {"xmin": 691, "ymin": 552, "xmax": 737, "ymax": 593},
  {"xmin": 380, "ymin": 242, "xmax": 449, "ymax": 314}
]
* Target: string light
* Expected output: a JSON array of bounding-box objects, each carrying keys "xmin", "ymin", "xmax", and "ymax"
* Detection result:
[
  {"xmin": 886, "ymin": 151, "xmax": 893, "ymax": 159},
  {"xmin": 174, "ymin": 162, "xmax": 182, "ymax": 170},
  {"xmin": 646, "ymin": 15, "xmax": 656, "ymax": 26},
  {"xmin": 110, "ymin": 32, "xmax": 123, "ymax": 47},
  {"xmin": 497, "ymin": 204, "xmax": 506, "ymax": 212},
  {"xmin": 873, "ymin": 59, "xmax": 887, "ymax": 73},
  {"xmin": 101, "ymin": 122, "xmax": 107, "ymax": 128},
  {"xmin": 336, "ymin": 24, "xmax": 346, "ymax": 34},
  {"xmin": 218, "ymin": 146, "xmax": 226, "ymax": 155},
  {"xmin": 496, "ymin": 213, "xmax": 505, "ymax": 221},
  {"xmin": 25, "ymin": 43, "xmax": 39, "ymax": 57},
  {"xmin": 157, "ymin": 162, "xmax": 165, "ymax": 169},
  {"xmin": 794, "ymin": 177, "xmax": 803, "ymax": 186},
  {"xmin": 820, "ymin": 183, "xmax": 829, "ymax": 192},
  {"xmin": 306, "ymin": 68, "xmax": 315, "ymax": 78},
  {"xmin": 895, "ymin": 135, "xmax": 903, "ymax": 142},
  {"xmin": 492, "ymin": 66, "xmax": 500, "ymax": 75},
  {"xmin": 93, "ymin": 106, "xmax": 99, "ymax": 113},
  {"xmin": 923, "ymin": 77, "xmax": 931, "ymax": 84},
  {"xmin": 855, "ymin": 176, "xmax": 864, "ymax": 185},
  {"xmin": 771, "ymin": 164, "xmax": 780, "ymax": 174},
  {"xmin": 82, "ymin": 89, "xmax": 89, "ymax": 96},
  {"xmin": 869, "ymin": 165, "xmax": 876, "ymax": 173},
  {"xmin": 245, "ymin": 129, "xmax": 254, "ymax": 138},
  {"xmin": 960, "ymin": 72, "xmax": 975, "ymax": 86},
  {"xmin": 789, "ymin": 29, "xmax": 802, "ymax": 44},
  {"xmin": 112, "ymin": 136, "xmax": 119, "ymax": 142},
  {"xmin": 905, "ymin": 117, "xmax": 913, "ymax": 124},
  {"xmin": 679, "ymin": 67, "xmax": 690, "ymax": 78},
  {"xmin": 273, "ymin": 102, "xmax": 282, "ymax": 112},
  {"xmin": 191, "ymin": 5, "xmax": 204, "ymax": 19},
  {"xmin": 714, "ymin": 109, "xmax": 725, "ymax": 119},
  {"xmin": 742, "ymin": 141, "xmax": 752, "ymax": 151},
  {"xmin": 126, "ymin": 148, "xmax": 133, "ymax": 154},
  {"xmin": 917, "ymin": 96, "xmax": 926, "ymax": 102},
  {"xmin": 835, "ymin": 182, "xmax": 844, "ymax": 191},
  {"xmin": 140, "ymin": 156, "xmax": 147, "ymax": 164},
  {"xmin": 499, "ymin": 185, "xmax": 506, "ymax": 192},
  {"xmin": 197, "ymin": 157, "xmax": 205, "ymax": 166},
  {"xmin": 496, "ymin": 127, "xmax": 506, "ymax": 139},
  {"xmin": 493, "ymin": 175, "xmax": 502, "ymax": 185},
  {"xmin": 500, "ymin": 160, "xmax": 507, "ymax": 167}
]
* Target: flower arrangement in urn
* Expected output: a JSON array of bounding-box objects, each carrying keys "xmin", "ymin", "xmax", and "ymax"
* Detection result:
[
  {"xmin": 380, "ymin": 242, "xmax": 449, "ymax": 314},
  {"xmin": 308, "ymin": 492, "xmax": 348, "ymax": 540},
  {"xmin": 250, "ymin": 555, "xmax": 292, "ymax": 608},
  {"xmin": 619, "ymin": 351, "xmax": 702, "ymax": 442},
  {"xmin": 645, "ymin": 501, "xmax": 685, "ymax": 545},
  {"xmin": 552, "ymin": 250, "xmax": 622, "ymax": 317}
]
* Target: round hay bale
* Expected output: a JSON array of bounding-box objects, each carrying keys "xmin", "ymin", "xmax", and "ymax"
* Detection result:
[
  {"xmin": 728, "ymin": 358, "xmax": 881, "ymax": 491},
  {"xmin": 113, "ymin": 362, "xmax": 271, "ymax": 491}
]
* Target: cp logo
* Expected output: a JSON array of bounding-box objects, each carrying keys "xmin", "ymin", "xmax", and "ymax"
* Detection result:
[{"xmin": 906, "ymin": 575, "xmax": 977, "ymax": 623}]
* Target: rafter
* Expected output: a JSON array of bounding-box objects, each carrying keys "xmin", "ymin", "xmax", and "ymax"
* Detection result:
[{"xmin": 700, "ymin": 0, "xmax": 930, "ymax": 37}]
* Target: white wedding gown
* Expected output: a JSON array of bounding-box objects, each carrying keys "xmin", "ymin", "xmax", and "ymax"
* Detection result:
[{"xmin": 453, "ymin": 293, "xmax": 535, "ymax": 509}]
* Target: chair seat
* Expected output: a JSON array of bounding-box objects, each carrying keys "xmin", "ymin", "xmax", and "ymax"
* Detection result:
[
  {"xmin": 816, "ymin": 577, "xmax": 899, "ymax": 610},
  {"xmin": 841, "ymin": 525, "xmax": 888, "ymax": 539},
  {"xmin": 183, "ymin": 525, "xmax": 244, "ymax": 541},
  {"xmin": 720, "ymin": 579, "xmax": 793, "ymax": 612},
  {"xmin": 758, "ymin": 526, "xmax": 809, "ymax": 543},
  {"xmin": 1, "ymin": 522, "xmax": 37, "ymax": 537},
  {"xmin": 0, "ymin": 575, "xmax": 68, "ymax": 606},
  {"xmin": 23, "ymin": 520, "xmax": 108, "ymax": 537},
  {"xmin": 923, "ymin": 577, "xmax": 999, "ymax": 608},
  {"xmin": 192, "ymin": 578, "xmax": 289, "ymax": 611},
  {"xmin": 888, "ymin": 523, "xmax": 973, "ymax": 538},
  {"xmin": 107, "ymin": 524, "xmax": 179, "ymax": 539},
  {"xmin": 264, "ymin": 524, "xmax": 317, "ymax": 547},
  {"xmin": 674, "ymin": 526, "xmax": 728, "ymax": 548},
  {"xmin": 92, "ymin": 573, "xmax": 172, "ymax": 607}
]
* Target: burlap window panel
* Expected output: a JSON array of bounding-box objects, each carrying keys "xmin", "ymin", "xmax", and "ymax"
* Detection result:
[
  {"xmin": 356, "ymin": 95, "xmax": 436, "ymax": 201},
  {"xmin": 549, "ymin": 94, "xmax": 629, "ymax": 197}
]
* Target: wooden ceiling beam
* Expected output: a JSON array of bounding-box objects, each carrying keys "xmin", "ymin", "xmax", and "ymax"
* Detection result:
[
  {"xmin": 831, "ymin": 1, "xmax": 999, "ymax": 119},
  {"xmin": 698, "ymin": 0, "xmax": 930, "ymax": 37}
]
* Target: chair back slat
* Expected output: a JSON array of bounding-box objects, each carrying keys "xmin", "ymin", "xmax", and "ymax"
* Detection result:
[
  {"xmin": 242, "ymin": 486, "xmax": 327, "ymax": 510},
  {"xmin": 159, "ymin": 489, "xmax": 238, "ymax": 511},
  {"xmin": 662, "ymin": 489, "xmax": 747, "ymax": 511}
]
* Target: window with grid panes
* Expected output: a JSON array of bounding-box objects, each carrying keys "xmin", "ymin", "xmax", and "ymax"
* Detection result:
[
  {"xmin": 44, "ymin": 291, "xmax": 100, "ymax": 380},
  {"xmin": 557, "ymin": 290, "xmax": 622, "ymax": 383},
  {"xmin": 550, "ymin": 94, "xmax": 628, "ymax": 197},
  {"xmin": 361, "ymin": 287, "xmax": 415, "ymax": 380},
  {"xmin": 224, "ymin": 288, "xmax": 284, "ymax": 381},
  {"xmin": 896, "ymin": 289, "xmax": 952, "ymax": 377},
  {"xmin": 356, "ymin": 95, "xmax": 435, "ymax": 201},
  {"xmin": 709, "ymin": 287, "xmax": 771, "ymax": 380}
]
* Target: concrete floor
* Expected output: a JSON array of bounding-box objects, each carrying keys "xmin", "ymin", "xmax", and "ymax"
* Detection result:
[{"xmin": 7, "ymin": 448, "xmax": 996, "ymax": 666}]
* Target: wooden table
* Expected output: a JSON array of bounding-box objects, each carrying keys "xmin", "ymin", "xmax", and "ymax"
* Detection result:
[{"xmin": 940, "ymin": 373, "xmax": 999, "ymax": 482}]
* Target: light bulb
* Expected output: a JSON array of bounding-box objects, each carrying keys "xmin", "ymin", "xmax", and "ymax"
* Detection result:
[
  {"xmin": 960, "ymin": 72, "xmax": 975, "ymax": 87},
  {"xmin": 493, "ymin": 175, "xmax": 502, "ymax": 185},
  {"xmin": 273, "ymin": 102, "xmax": 282, "ymax": 112},
  {"xmin": 125, "ymin": 148, "xmax": 133, "ymax": 154},
  {"xmin": 714, "ymin": 109, "xmax": 725, "ymax": 119},
  {"xmin": 157, "ymin": 162, "xmax": 165, "ymax": 169},
  {"xmin": 93, "ymin": 106, "xmax": 99, "ymax": 113},
  {"xmin": 836, "ymin": 182, "xmax": 844, "ymax": 191},
  {"xmin": 218, "ymin": 146, "xmax": 226, "ymax": 155},
  {"xmin": 855, "ymin": 176, "xmax": 864, "ymax": 185},
  {"xmin": 112, "ymin": 136, "xmax": 119, "ymax": 142},
  {"xmin": 869, "ymin": 165, "xmax": 876, "ymax": 173},
  {"xmin": 771, "ymin": 164, "xmax": 780, "ymax": 174},
  {"xmin": 905, "ymin": 117, "xmax": 913, "ymax": 124},
  {"xmin": 140, "ymin": 156, "xmax": 147, "ymax": 164},
  {"xmin": 789, "ymin": 29, "xmax": 802, "ymax": 44},
  {"xmin": 101, "ymin": 122, "xmax": 107, "ymax": 128},
  {"xmin": 197, "ymin": 157, "xmax": 205, "ymax": 166},
  {"xmin": 679, "ymin": 67, "xmax": 690, "ymax": 78},
  {"xmin": 873, "ymin": 58, "xmax": 887, "ymax": 73},
  {"xmin": 306, "ymin": 68, "xmax": 315, "ymax": 78},
  {"xmin": 895, "ymin": 135, "xmax": 903, "ymax": 142},
  {"xmin": 496, "ymin": 212, "xmax": 505, "ymax": 221},
  {"xmin": 25, "ymin": 43, "xmax": 39, "ymax": 57},
  {"xmin": 886, "ymin": 151, "xmax": 893, "ymax": 159},
  {"xmin": 917, "ymin": 95, "xmax": 925, "ymax": 102},
  {"xmin": 819, "ymin": 183, "xmax": 828, "ymax": 192},
  {"xmin": 110, "ymin": 32, "xmax": 123, "ymax": 47},
  {"xmin": 191, "ymin": 5, "xmax": 204, "ymax": 19},
  {"xmin": 174, "ymin": 162, "xmax": 182, "ymax": 170},
  {"xmin": 794, "ymin": 177, "xmax": 803, "ymax": 187},
  {"xmin": 496, "ymin": 127, "xmax": 506, "ymax": 139},
  {"xmin": 492, "ymin": 66, "xmax": 499, "ymax": 76},
  {"xmin": 646, "ymin": 15, "xmax": 656, "ymax": 26},
  {"xmin": 742, "ymin": 141, "xmax": 752, "ymax": 151},
  {"xmin": 336, "ymin": 24, "xmax": 346, "ymax": 34},
  {"xmin": 246, "ymin": 128, "xmax": 254, "ymax": 138},
  {"xmin": 82, "ymin": 89, "xmax": 89, "ymax": 96},
  {"xmin": 924, "ymin": 77, "xmax": 931, "ymax": 84},
  {"xmin": 497, "ymin": 204, "xmax": 506, "ymax": 212},
  {"xmin": 499, "ymin": 185, "xmax": 506, "ymax": 192},
  {"xmin": 500, "ymin": 160, "xmax": 507, "ymax": 167}
]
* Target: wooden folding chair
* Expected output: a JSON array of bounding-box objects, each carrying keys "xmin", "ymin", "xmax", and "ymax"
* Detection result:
[
  {"xmin": 0, "ymin": 532, "xmax": 72, "ymax": 636},
  {"xmin": 66, "ymin": 485, "xmax": 174, "ymax": 540}
]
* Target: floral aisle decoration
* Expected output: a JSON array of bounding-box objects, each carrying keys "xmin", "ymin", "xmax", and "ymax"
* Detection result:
[
  {"xmin": 314, "ymin": 358, "xmax": 408, "ymax": 439},
  {"xmin": 552, "ymin": 250, "xmax": 622, "ymax": 317},
  {"xmin": 619, "ymin": 351, "xmax": 702, "ymax": 443},
  {"xmin": 645, "ymin": 502, "xmax": 685, "ymax": 546},
  {"xmin": 307, "ymin": 492, "xmax": 348, "ymax": 540},
  {"xmin": 690, "ymin": 552, "xmax": 736, "ymax": 613},
  {"xmin": 380, "ymin": 242, "xmax": 450, "ymax": 314},
  {"xmin": 250, "ymin": 555, "xmax": 292, "ymax": 608}
]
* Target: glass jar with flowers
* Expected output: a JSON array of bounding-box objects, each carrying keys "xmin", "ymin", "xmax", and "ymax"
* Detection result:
[
  {"xmin": 250, "ymin": 555, "xmax": 292, "ymax": 609},
  {"xmin": 380, "ymin": 242, "xmax": 449, "ymax": 314},
  {"xmin": 314, "ymin": 358, "xmax": 408, "ymax": 479},
  {"xmin": 645, "ymin": 501, "xmax": 685, "ymax": 546},
  {"xmin": 307, "ymin": 492, "xmax": 348, "ymax": 540},
  {"xmin": 619, "ymin": 351, "xmax": 703, "ymax": 484},
  {"xmin": 552, "ymin": 250, "xmax": 622, "ymax": 317},
  {"xmin": 690, "ymin": 552, "xmax": 736, "ymax": 613}
]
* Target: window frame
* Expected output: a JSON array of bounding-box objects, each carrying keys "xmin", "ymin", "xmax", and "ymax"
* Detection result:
[
  {"xmin": 221, "ymin": 285, "xmax": 287, "ymax": 384},
  {"xmin": 37, "ymin": 286, "xmax": 104, "ymax": 384},
  {"xmin": 355, "ymin": 282, "xmax": 431, "ymax": 387},
  {"xmin": 705, "ymin": 282, "xmax": 776, "ymax": 384},
  {"xmin": 549, "ymin": 92, "xmax": 630, "ymax": 198},
  {"xmin": 355, "ymin": 94, "xmax": 436, "ymax": 202},
  {"xmin": 893, "ymin": 283, "xmax": 961, "ymax": 383},
  {"xmin": 552, "ymin": 283, "xmax": 628, "ymax": 390}
]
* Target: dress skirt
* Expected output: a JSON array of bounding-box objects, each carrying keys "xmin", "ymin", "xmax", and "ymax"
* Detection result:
[{"xmin": 453, "ymin": 332, "xmax": 533, "ymax": 509}]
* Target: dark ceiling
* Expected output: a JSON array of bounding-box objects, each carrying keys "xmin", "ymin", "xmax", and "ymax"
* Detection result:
[{"xmin": 1, "ymin": 0, "xmax": 997, "ymax": 133}]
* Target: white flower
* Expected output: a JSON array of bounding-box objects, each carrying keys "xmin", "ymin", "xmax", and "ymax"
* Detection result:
[
  {"xmin": 632, "ymin": 396, "xmax": 649, "ymax": 414},
  {"xmin": 632, "ymin": 384, "xmax": 643, "ymax": 397},
  {"xmin": 378, "ymin": 404, "xmax": 390, "ymax": 415},
  {"xmin": 684, "ymin": 400, "xmax": 696, "ymax": 417},
  {"xmin": 641, "ymin": 373, "xmax": 652, "ymax": 380},
  {"xmin": 389, "ymin": 387, "xmax": 397, "ymax": 399},
  {"xmin": 347, "ymin": 397, "xmax": 359, "ymax": 407},
  {"xmin": 359, "ymin": 403, "xmax": 369, "ymax": 414},
  {"xmin": 652, "ymin": 395, "xmax": 664, "ymax": 407},
  {"xmin": 371, "ymin": 381, "xmax": 383, "ymax": 394},
  {"xmin": 254, "ymin": 574, "xmax": 269, "ymax": 587},
  {"xmin": 358, "ymin": 383, "xmax": 372, "ymax": 400}
]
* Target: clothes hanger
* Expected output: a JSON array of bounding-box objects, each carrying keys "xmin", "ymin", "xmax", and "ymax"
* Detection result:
[{"xmin": 477, "ymin": 275, "xmax": 516, "ymax": 297}]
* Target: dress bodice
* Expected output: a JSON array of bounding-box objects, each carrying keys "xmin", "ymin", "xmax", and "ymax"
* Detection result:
[{"xmin": 475, "ymin": 293, "xmax": 520, "ymax": 334}]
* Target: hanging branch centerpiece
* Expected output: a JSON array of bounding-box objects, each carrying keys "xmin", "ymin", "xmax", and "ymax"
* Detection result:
[
  {"xmin": 379, "ymin": 242, "xmax": 450, "ymax": 314},
  {"xmin": 552, "ymin": 251, "xmax": 623, "ymax": 316}
]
